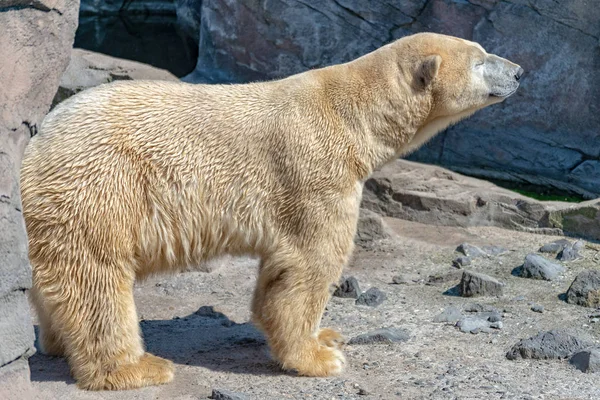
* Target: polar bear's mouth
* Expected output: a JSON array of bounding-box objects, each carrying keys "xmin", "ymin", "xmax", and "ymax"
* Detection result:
[{"xmin": 490, "ymin": 87, "xmax": 518, "ymax": 98}]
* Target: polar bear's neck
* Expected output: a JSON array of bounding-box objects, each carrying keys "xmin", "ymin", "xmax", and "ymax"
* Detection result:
[{"xmin": 303, "ymin": 56, "xmax": 433, "ymax": 179}]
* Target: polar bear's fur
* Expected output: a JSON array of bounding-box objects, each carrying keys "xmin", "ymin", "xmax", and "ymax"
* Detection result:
[{"xmin": 21, "ymin": 33, "xmax": 521, "ymax": 390}]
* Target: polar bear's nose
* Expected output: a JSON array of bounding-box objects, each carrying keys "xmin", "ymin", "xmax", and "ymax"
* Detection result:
[{"xmin": 514, "ymin": 67, "xmax": 524, "ymax": 81}]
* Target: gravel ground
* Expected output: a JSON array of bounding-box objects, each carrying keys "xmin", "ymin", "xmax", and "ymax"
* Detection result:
[{"xmin": 28, "ymin": 219, "xmax": 600, "ymax": 399}]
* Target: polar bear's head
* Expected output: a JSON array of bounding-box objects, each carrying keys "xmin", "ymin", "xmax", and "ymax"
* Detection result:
[
  {"xmin": 390, "ymin": 32, "xmax": 523, "ymax": 153},
  {"xmin": 406, "ymin": 32, "xmax": 523, "ymax": 117}
]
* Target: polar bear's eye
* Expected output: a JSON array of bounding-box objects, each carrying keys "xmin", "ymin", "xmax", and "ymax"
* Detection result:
[{"xmin": 474, "ymin": 60, "xmax": 485, "ymax": 67}]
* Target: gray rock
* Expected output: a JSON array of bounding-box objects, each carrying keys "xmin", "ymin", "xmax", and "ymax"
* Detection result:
[
  {"xmin": 539, "ymin": 239, "xmax": 571, "ymax": 253},
  {"xmin": 459, "ymin": 271, "xmax": 505, "ymax": 298},
  {"xmin": 531, "ymin": 305, "xmax": 544, "ymax": 313},
  {"xmin": 456, "ymin": 243, "xmax": 487, "ymax": 258},
  {"xmin": 0, "ymin": 0, "xmax": 78, "ymax": 392},
  {"xmin": 210, "ymin": 388, "xmax": 248, "ymax": 400},
  {"xmin": 355, "ymin": 287, "xmax": 386, "ymax": 307},
  {"xmin": 566, "ymin": 270, "xmax": 600, "ymax": 308},
  {"xmin": 354, "ymin": 208, "xmax": 393, "ymax": 249},
  {"xmin": 518, "ymin": 254, "xmax": 566, "ymax": 281},
  {"xmin": 452, "ymin": 257, "xmax": 471, "ymax": 268},
  {"xmin": 570, "ymin": 349, "xmax": 600, "ymax": 373},
  {"xmin": 506, "ymin": 330, "xmax": 593, "ymax": 360},
  {"xmin": 348, "ymin": 328, "xmax": 410, "ymax": 345},
  {"xmin": 433, "ymin": 306, "xmax": 463, "ymax": 323},
  {"xmin": 490, "ymin": 321, "xmax": 503, "ymax": 330},
  {"xmin": 456, "ymin": 317, "xmax": 491, "ymax": 334},
  {"xmin": 0, "ymin": 358, "xmax": 36, "ymax": 400},
  {"xmin": 334, "ymin": 276, "xmax": 361, "ymax": 299},
  {"xmin": 557, "ymin": 240, "xmax": 584, "ymax": 262}
]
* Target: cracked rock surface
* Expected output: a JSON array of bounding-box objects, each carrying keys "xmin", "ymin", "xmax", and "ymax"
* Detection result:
[{"xmin": 0, "ymin": 0, "xmax": 79, "ymax": 397}]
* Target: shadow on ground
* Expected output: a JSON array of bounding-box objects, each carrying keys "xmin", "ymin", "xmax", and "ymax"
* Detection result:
[{"xmin": 30, "ymin": 306, "xmax": 282, "ymax": 385}]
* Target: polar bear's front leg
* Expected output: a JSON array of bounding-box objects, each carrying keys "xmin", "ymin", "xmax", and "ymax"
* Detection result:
[{"xmin": 252, "ymin": 247, "xmax": 347, "ymax": 377}]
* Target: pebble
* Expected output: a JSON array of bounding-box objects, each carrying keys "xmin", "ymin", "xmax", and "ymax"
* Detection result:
[
  {"xmin": 459, "ymin": 270, "xmax": 505, "ymax": 297},
  {"xmin": 210, "ymin": 388, "xmax": 248, "ymax": 400},
  {"xmin": 531, "ymin": 304, "xmax": 544, "ymax": 313},
  {"xmin": 452, "ymin": 256, "xmax": 471, "ymax": 268},
  {"xmin": 355, "ymin": 287, "xmax": 387, "ymax": 307},
  {"xmin": 569, "ymin": 349, "xmax": 600, "ymax": 373},
  {"xmin": 517, "ymin": 254, "xmax": 565, "ymax": 281},
  {"xmin": 506, "ymin": 330, "xmax": 593, "ymax": 360},
  {"xmin": 566, "ymin": 270, "xmax": 600, "ymax": 308},
  {"xmin": 348, "ymin": 327, "xmax": 410, "ymax": 345},
  {"xmin": 334, "ymin": 276, "xmax": 361, "ymax": 299}
]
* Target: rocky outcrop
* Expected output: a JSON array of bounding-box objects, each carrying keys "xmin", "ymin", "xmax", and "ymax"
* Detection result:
[
  {"xmin": 361, "ymin": 159, "xmax": 600, "ymax": 240},
  {"xmin": 0, "ymin": 0, "xmax": 79, "ymax": 396},
  {"xmin": 53, "ymin": 48, "xmax": 179, "ymax": 107},
  {"xmin": 183, "ymin": 0, "xmax": 600, "ymax": 198}
]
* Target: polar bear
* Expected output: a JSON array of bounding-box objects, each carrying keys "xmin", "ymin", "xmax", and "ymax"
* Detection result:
[{"xmin": 21, "ymin": 32, "xmax": 522, "ymax": 390}]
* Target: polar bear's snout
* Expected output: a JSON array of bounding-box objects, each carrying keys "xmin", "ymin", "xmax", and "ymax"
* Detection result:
[{"xmin": 484, "ymin": 54, "xmax": 523, "ymax": 98}]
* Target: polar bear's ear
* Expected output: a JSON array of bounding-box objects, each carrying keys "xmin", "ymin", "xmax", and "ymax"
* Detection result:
[{"xmin": 417, "ymin": 54, "xmax": 442, "ymax": 87}]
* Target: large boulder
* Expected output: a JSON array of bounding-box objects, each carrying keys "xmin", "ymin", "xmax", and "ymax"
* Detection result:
[
  {"xmin": 183, "ymin": 0, "xmax": 600, "ymax": 198},
  {"xmin": 361, "ymin": 159, "xmax": 600, "ymax": 241},
  {"xmin": 0, "ymin": 0, "xmax": 79, "ymax": 396}
]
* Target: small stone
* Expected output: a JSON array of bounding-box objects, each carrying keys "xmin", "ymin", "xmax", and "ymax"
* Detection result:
[
  {"xmin": 456, "ymin": 243, "xmax": 487, "ymax": 258},
  {"xmin": 210, "ymin": 388, "xmax": 248, "ymax": 400},
  {"xmin": 566, "ymin": 270, "xmax": 600, "ymax": 308},
  {"xmin": 487, "ymin": 313, "xmax": 502, "ymax": 323},
  {"xmin": 459, "ymin": 271, "xmax": 504, "ymax": 297},
  {"xmin": 517, "ymin": 253, "xmax": 566, "ymax": 281},
  {"xmin": 506, "ymin": 330, "xmax": 593, "ymax": 360},
  {"xmin": 558, "ymin": 240, "xmax": 584, "ymax": 262},
  {"xmin": 348, "ymin": 327, "xmax": 410, "ymax": 345},
  {"xmin": 490, "ymin": 321, "xmax": 503, "ymax": 329},
  {"xmin": 539, "ymin": 239, "xmax": 571, "ymax": 253},
  {"xmin": 334, "ymin": 276, "xmax": 361, "ymax": 299},
  {"xmin": 356, "ymin": 287, "xmax": 386, "ymax": 307},
  {"xmin": 433, "ymin": 306, "xmax": 463, "ymax": 323},
  {"xmin": 355, "ymin": 208, "xmax": 392, "ymax": 248},
  {"xmin": 570, "ymin": 349, "xmax": 600, "ymax": 373},
  {"xmin": 358, "ymin": 387, "xmax": 370, "ymax": 395},
  {"xmin": 456, "ymin": 317, "xmax": 490, "ymax": 333},
  {"xmin": 531, "ymin": 304, "xmax": 544, "ymax": 313},
  {"xmin": 452, "ymin": 256, "xmax": 471, "ymax": 268}
]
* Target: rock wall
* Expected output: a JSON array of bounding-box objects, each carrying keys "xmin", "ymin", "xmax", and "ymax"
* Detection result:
[
  {"xmin": 0, "ymin": 0, "xmax": 79, "ymax": 396},
  {"xmin": 184, "ymin": 0, "xmax": 600, "ymax": 198}
]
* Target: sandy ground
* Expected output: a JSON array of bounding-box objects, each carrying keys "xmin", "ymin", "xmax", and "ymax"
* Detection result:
[{"xmin": 28, "ymin": 219, "xmax": 600, "ymax": 399}]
